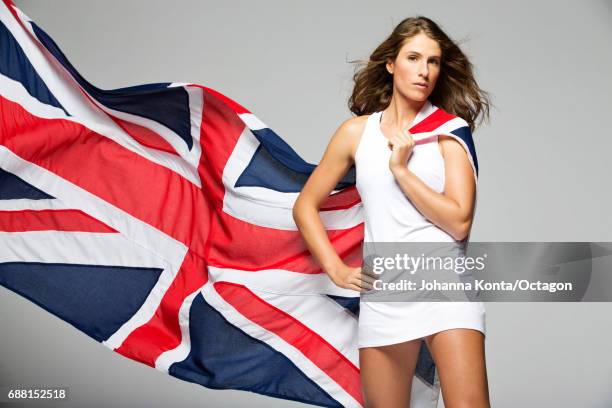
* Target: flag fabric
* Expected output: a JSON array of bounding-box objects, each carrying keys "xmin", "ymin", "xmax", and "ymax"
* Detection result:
[{"xmin": 0, "ymin": 1, "xmax": 479, "ymax": 407}]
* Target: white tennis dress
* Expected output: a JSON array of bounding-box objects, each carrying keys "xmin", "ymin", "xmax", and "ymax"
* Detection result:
[{"xmin": 355, "ymin": 103, "xmax": 486, "ymax": 348}]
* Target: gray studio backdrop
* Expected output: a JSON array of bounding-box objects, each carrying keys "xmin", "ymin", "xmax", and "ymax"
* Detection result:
[{"xmin": 3, "ymin": 0, "xmax": 612, "ymax": 407}]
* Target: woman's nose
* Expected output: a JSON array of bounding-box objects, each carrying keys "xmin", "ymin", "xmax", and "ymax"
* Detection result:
[{"xmin": 419, "ymin": 62, "xmax": 429, "ymax": 78}]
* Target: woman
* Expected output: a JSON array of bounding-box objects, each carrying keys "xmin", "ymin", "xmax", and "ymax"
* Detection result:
[{"xmin": 293, "ymin": 16, "xmax": 491, "ymax": 407}]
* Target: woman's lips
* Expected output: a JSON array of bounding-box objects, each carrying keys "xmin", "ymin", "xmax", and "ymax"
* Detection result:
[{"xmin": 414, "ymin": 83, "xmax": 428, "ymax": 89}]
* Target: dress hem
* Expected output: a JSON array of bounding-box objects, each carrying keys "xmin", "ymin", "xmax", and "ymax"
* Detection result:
[{"xmin": 357, "ymin": 322, "xmax": 486, "ymax": 349}]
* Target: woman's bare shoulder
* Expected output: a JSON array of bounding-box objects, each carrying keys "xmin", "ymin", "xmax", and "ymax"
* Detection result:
[
  {"xmin": 337, "ymin": 115, "xmax": 369, "ymax": 137},
  {"xmin": 331, "ymin": 115, "xmax": 369, "ymax": 150},
  {"xmin": 328, "ymin": 115, "xmax": 370, "ymax": 159}
]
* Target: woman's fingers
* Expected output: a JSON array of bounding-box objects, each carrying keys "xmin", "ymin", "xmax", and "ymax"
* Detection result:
[
  {"xmin": 388, "ymin": 133, "xmax": 404, "ymax": 150},
  {"xmin": 397, "ymin": 129, "xmax": 414, "ymax": 145},
  {"xmin": 337, "ymin": 266, "xmax": 382, "ymax": 292},
  {"xmin": 351, "ymin": 270, "xmax": 375, "ymax": 291},
  {"xmin": 360, "ymin": 272, "xmax": 377, "ymax": 286},
  {"xmin": 349, "ymin": 278, "xmax": 374, "ymax": 292},
  {"xmin": 387, "ymin": 129, "xmax": 413, "ymax": 150},
  {"xmin": 351, "ymin": 276, "xmax": 374, "ymax": 290},
  {"xmin": 361, "ymin": 266, "xmax": 378, "ymax": 279},
  {"xmin": 392, "ymin": 130, "xmax": 414, "ymax": 148}
]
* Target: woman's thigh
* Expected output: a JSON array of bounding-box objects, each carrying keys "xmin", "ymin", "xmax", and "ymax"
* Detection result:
[
  {"xmin": 359, "ymin": 339, "xmax": 423, "ymax": 408},
  {"xmin": 424, "ymin": 328, "xmax": 490, "ymax": 408}
]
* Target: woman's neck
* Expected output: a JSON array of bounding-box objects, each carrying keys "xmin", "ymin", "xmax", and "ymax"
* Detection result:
[{"xmin": 382, "ymin": 95, "xmax": 426, "ymax": 130}]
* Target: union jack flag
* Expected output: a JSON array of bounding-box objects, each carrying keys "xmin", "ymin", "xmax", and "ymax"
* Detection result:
[{"xmin": 0, "ymin": 1, "xmax": 479, "ymax": 406}]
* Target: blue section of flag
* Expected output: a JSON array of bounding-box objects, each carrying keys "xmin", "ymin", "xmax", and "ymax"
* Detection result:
[
  {"xmin": 327, "ymin": 295, "xmax": 360, "ymax": 317},
  {"xmin": 235, "ymin": 128, "xmax": 355, "ymax": 192},
  {"xmin": 450, "ymin": 126, "xmax": 479, "ymax": 175},
  {"xmin": 169, "ymin": 293, "xmax": 341, "ymax": 408},
  {"xmin": 0, "ymin": 168, "xmax": 54, "ymax": 199},
  {"xmin": 249, "ymin": 128, "xmax": 316, "ymax": 174},
  {"xmin": 0, "ymin": 21, "xmax": 66, "ymax": 114},
  {"xmin": 30, "ymin": 22, "xmax": 194, "ymax": 151},
  {"xmin": 416, "ymin": 341, "xmax": 436, "ymax": 386},
  {"xmin": 235, "ymin": 144, "xmax": 312, "ymax": 192},
  {"xmin": 0, "ymin": 262, "xmax": 162, "ymax": 342}
]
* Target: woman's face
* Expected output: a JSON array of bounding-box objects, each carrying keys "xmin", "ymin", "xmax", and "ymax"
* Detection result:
[{"xmin": 386, "ymin": 32, "xmax": 442, "ymax": 102}]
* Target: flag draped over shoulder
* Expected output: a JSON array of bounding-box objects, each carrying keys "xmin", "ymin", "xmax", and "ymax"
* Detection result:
[{"xmin": 0, "ymin": 1, "xmax": 479, "ymax": 407}]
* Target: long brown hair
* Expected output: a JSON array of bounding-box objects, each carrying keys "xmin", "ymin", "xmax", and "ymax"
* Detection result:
[{"xmin": 348, "ymin": 16, "xmax": 490, "ymax": 131}]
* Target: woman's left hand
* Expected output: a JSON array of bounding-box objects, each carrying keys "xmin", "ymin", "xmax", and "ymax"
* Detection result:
[{"xmin": 388, "ymin": 128, "xmax": 415, "ymax": 173}]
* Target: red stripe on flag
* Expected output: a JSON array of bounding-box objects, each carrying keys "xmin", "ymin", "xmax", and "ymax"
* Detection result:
[
  {"xmin": 0, "ymin": 209, "xmax": 116, "ymax": 232},
  {"xmin": 214, "ymin": 281, "xmax": 363, "ymax": 405},
  {"xmin": 195, "ymin": 88, "xmax": 247, "ymax": 205},
  {"xmin": 410, "ymin": 107, "xmax": 458, "ymax": 134},
  {"xmin": 114, "ymin": 250, "xmax": 208, "ymax": 366},
  {"xmin": 200, "ymin": 86, "xmax": 250, "ymax": 115},
  {"xmin": 3, "ymin": 0, "xmax": 20, "ymax": 23},
  {"xmin": 0, "ymin": 95, "xmax": 211, "ymax": 255},
  {"xmin": 320, "ymin": 186, "xmax": 362, "ymax": 211},
  {"xmin": 207, "ymin": 210, "xmax": 363, "ymax": 272}
]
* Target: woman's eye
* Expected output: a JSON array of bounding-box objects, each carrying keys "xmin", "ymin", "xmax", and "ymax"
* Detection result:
[
  {"xmin": 408, "ymin": 55, "xmax": 418, "ymax": 61},
  {"xmin": 429, "ymin": 59, "xmax": 440, "ymax": 66}
]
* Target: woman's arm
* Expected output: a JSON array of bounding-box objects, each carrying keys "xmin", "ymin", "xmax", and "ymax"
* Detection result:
[
  {"xmin": 389, "ymin": 134, "xmax": 476, "ymax": 241},
  {"xmin": 293, "ymin": 117, "xmax": 374, "ymax": 292}
]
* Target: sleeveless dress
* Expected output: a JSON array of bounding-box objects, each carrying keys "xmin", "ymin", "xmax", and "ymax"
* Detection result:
[{"xmin": 355, "ymin": 102, "xmax": 486, "ymax": 348}]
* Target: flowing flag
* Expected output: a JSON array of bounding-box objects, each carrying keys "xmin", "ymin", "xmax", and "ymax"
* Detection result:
[{"xmin": 0, "ymin": 1, "xmax": 479, "ymax": 406}]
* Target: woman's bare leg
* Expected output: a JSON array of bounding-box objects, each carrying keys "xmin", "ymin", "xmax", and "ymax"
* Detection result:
[
  {"xmin": 424, "ymin": 328, "xmax": 490, "ymax": 408},
  {"xmin": 359, "ymin": 339, "xmax": 422, "ymax": 408}
]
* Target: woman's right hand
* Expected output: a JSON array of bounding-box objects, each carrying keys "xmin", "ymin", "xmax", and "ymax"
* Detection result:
[{"xmin": 327, "ymin": 263, "xmax": 377, "ymax": 293}]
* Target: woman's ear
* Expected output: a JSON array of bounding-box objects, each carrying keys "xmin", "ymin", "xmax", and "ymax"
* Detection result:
[{"xmin": 386, "ymin": 59, "xmax": 394, "ymax": 75}]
